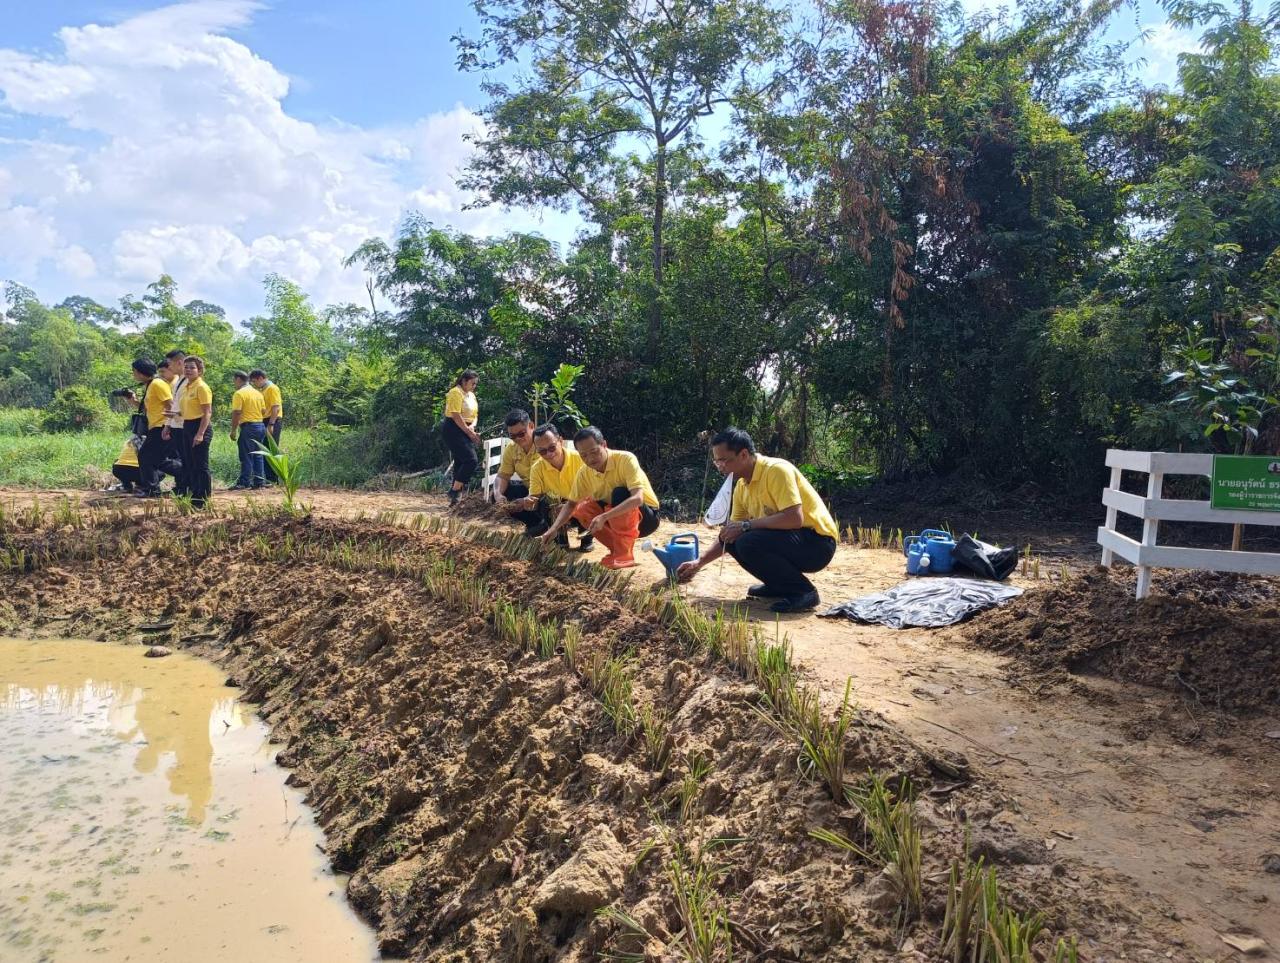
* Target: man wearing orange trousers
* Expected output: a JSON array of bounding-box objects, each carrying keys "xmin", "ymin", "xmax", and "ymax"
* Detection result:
[{"xmin": 540, "ymin": 426, "xmax": 659, "ymax": 568}]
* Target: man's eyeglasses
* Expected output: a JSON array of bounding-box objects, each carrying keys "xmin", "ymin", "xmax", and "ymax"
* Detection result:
[
  {"xmin": 509, "ymin": 427, "xmax": 529, "ymax": 439},
  {"xmin": 534, "ymin": 444, "xmax": 557, "ymax": 455}
]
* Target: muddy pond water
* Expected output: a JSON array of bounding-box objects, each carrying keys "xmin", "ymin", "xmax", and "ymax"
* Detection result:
[{"xmin": 0, "ymin": 637, "xmax": 381, "ymax": 962}]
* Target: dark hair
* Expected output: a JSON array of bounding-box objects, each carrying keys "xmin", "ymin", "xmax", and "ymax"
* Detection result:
[
  {"xmin": 532, "ymin": 423, "xmax": 561, "ymax": 439},
  {"xmin": 249, "ymin": 369, "xmax": 266, "ymax": 379},
  {"xmin": 185, "ymin": 355, "xmax": 205, "ymax": 372},
  {"xmin": 132, "ymin": 358, "xmax": 158, "ymax": 378},
  {"xmin": 504, "ymin": 408, "xmax": 531, "ymax": 427},
  {"xmin": 573, "ymin": 426, "xmax": 605, "ymax": 446},
  {"xmin": 456, "ymin": 369, "xmax": 479, "ymax": 387},
  {"xmin": 165, "ymin": 349, "xmax": 186, "ymax": 361},
  {"xmin": 232, "ymin": 370, "xmax": 249, "ymax": 382},
  {"xmin": 711, "ymin": 427, "xmax": 755, "ymax": 455}
]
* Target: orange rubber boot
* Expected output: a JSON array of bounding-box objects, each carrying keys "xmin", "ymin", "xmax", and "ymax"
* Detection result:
[
  {"xmin": 600, "ymin": 507, "xmax": 640, "ymax": 569},
  {"xmin": 571, "ymin": 499, "xmax": 619, "ymax": 561}
]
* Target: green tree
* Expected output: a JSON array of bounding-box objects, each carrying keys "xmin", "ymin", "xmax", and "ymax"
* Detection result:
[
  {"xmin": 457, "ymin": 0, "xmax": 784, "ymax": 358},
  {"xmin": 244, "ymin": 275, "xmax": 347, "ymax": 427}
]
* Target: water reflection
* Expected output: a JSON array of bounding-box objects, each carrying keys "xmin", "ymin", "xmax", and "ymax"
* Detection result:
[
  {"xmin": 0, "ymin": 641, "xmax": 246, "ymax": 824},
  {"xmin": 0, "ymin": 638, "xmax": 380, "ymax": 963}
]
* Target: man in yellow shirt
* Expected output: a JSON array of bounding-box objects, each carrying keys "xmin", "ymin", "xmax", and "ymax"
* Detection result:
[
  {"xmin": 124, "ymin": 358, "xmax": 172, "ymax": 498},
  {"xmin": 677, "ymin": 427, "xmax": 838, "ymax": 612},
  {"xmin": 507, "ymin": 424, "xmax": 592, "ymax": 550},
  {"xmin": 541, "ymin": 426, "xmax": 659, "ymax": 568},
  {"xmin": 494, "ymin": 409, "xmax": 537, "ymax": 500},
  {"xmin": 250, "ymin": 369, "xmax": 284, "ymax": 483},
  {"xmin": 228, "ymin": 371, "xmax": 267, "ymax": 490}
]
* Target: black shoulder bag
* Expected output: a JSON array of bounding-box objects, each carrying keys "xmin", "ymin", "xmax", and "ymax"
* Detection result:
[{"xmin": 130, "ymin": 384, "xmax": 150, "ymax": 445}]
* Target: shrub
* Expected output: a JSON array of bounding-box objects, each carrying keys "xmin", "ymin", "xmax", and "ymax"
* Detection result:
[{"xmin": 41, "ymin": 386, "xmax": 110, "ymax": 433}]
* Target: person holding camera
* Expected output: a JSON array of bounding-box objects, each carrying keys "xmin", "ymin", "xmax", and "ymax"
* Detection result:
[{"xmin": 122, "ymin": 358, "xmax": 173, "ymax": 498}]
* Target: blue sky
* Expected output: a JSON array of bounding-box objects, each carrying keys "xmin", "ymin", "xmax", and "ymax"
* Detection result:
[{"xmin": 0, "ymin": 0, "xmax": 1197, "ymax": 321}]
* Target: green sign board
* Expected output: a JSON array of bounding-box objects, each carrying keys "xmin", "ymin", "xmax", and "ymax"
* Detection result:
[{"xmin": 1210, "ymin": 455, "xmax": 1280, "ymax": 512}]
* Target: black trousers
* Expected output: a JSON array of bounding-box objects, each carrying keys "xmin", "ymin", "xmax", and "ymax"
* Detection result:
[
  {"xmin": 137, "ymin": 426, "xmax": 168, "ymax": 493},
  {"xmin": 501, "ymin": 482, "xmax": 587, "ymax": 538},
  {"xmin": 181, "ymin": 419, "xmax": 212, "ymax": 507},
  {"xmin": 726, "ymin": 528, "xmax": 837, "ymax": 596},
  {"xmin": 502, "ymin": 480, "xmax": 543, "ymax": 531},
  {"xmin": 442, "ymin": 419, "xmax": 478, "ymax": 486},
  {"xmin": 263, "ymin": 421, "xmax": 283, "ymax": 483},
  {"xmin": 112, "ymin": 464, "xmax": 141, "ymax": 490},
  {"xmin": 601, "ymin": 486, "xmax": 660, "ymax": 537}
]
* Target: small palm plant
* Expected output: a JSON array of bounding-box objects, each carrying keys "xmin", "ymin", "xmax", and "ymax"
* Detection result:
[{"xmin": 256, "ymin": 433, "xmax": 306, "ymax": 515}]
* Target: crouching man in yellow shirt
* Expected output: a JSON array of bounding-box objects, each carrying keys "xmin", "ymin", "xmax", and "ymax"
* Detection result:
[
  {"xmin": 506, "ymin": 424, "xmax": 592, "ymax": 550},
  {"xmin": 540, "ymin": 426, "xmax": 659, "ymax": 568},
  {"xmin": 677, "ymin": 427, "xmax": 838, "ymax": 613}
]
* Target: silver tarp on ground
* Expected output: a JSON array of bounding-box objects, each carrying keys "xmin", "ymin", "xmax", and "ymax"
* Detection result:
[{"xmin": 819, "ymin": 578, "xmax": 1023, "ymax": 629}]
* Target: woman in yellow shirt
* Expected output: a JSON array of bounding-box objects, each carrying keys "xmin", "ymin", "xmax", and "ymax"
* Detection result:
[
  {"xmin": 176, "ymin": 356, "xmax": 214, "ymax": 508},
  {"xmin": 123, "ymin": 358, "xmax": 173, "ymax": 498},
  {"xmin": 441, "ymin": 369, "xmax": 480, "ymax": 506}
]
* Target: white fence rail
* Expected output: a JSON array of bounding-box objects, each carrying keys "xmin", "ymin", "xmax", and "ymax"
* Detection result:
[
  {"xmin": 1098, "ymin": 449, "xmax": 1280, "ymax": 598},
  {"xmin": 478, "ymin": 436, "xmax": 576, "ymax": 499},
  {"xmin": 480, "ymin": 437, "xmax": 510, "ymax": 499}
]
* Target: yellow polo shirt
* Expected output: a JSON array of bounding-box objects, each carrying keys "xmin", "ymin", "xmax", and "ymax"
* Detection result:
[
  {"xmin": 570, "ymin": 449, "xmax": 659, "ymax": 509},
  {"xmin": 115, "ymin": 439, "xmax": 139, "ymax": 469},
  {"xmin": 143, "ymin": 378, "xmax": 172, "ymax": 429},
  {"xmin": 498, "ymin": 440, "xmax": 538, "ymax": 481},
  {"xmin": 231, "ymin": 384, "xmax": 265, "ymax": 423},
  {"xmin": 529, "ymin": 449, "xmax": 584, "ymax": 501},
  {"xmin": 179, "ymin": 378, "xmax": 212, "ymax": 421},
  {"xmin": 444, "ymin": 386, "xmax": 478, "ymax": 427},
  {"xmin": 260, "ymin": 382, "xmax": 283, "ymax": 419},
  {"xmin": 731, "ymin": 454, "xmax": 839, "ymax": 540}
]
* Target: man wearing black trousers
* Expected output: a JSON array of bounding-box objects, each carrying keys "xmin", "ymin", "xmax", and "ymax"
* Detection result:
[
  {"xmin": 494, "ymin": 409, "xmax": 541, "ymax": 529},
  {"xmin": 676, "ymin": 427, "xmax": 839, "ymax": 613}
]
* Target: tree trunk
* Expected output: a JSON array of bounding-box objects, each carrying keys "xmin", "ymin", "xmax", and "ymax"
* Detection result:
[{"xmin": 646, "ymin": 139, "xmax": 667, "ymax": 361}]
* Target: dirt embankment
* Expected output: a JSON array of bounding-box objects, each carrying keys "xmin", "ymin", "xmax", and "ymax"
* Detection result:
[
  {"xmin": 965, "ymin": 567, "xmax": 1280, "ymax": 712},
  {"xmin": 2, "ymin": 507, "xmax": 1185, "ymax": 960}
]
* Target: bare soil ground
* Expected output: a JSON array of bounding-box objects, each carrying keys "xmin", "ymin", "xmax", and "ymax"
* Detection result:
[{"xmin": 4, "ymin": 485, "xmax": 1278, "ymax": 960}]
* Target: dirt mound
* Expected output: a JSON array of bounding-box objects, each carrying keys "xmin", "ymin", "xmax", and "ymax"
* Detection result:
[
  {"xmin": 1, "ymin": 506, "xmax": 1184, "ymax": 960},
  {"xmin": 966, "ymin": 567, "xmax": 1280, "ymax": 711},
  {"xmin": 450, "ymin": 490, "xmax": 505, "ymax": 520}
]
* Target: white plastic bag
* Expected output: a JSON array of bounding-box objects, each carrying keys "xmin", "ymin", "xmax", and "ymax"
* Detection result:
[{"xmin": 704, "ymin": 473, "xmax": 735, "ymax": 526}]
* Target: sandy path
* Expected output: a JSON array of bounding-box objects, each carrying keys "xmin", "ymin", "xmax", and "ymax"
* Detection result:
[{"xmin": 7, "ymin": 485, "xmax": 1279, "ymax": 957}]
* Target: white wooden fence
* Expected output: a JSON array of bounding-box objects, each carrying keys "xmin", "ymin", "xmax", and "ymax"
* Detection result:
[
  {"xmin": 478, "ymin": 436, "xmax": 576, "ymax": 499},
  {"xmin": 1098, "ymin": 449, "xmax": 1280, "ymax": 598},
  {"xmin": 480, "ymin": 437, "xmax": 511, "ymax": 499}
]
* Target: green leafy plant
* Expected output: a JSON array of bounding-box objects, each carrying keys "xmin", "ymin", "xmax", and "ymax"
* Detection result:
[
  {"xmin": 1164, "ymin": 320, "xmax": 1279, "ymax": 454},
  {"xmin": 666, "ymin": 840, "xmax": 734, "ymax": 963},
  {"xmin": 528, "ymin": 362, "xmax": 587, "ymax": 429},
  {"xmin": 812, "ymin": 772, "xmax": 923, "ymax": 924},
  {"xmin": 41, "ymin": 385, "xmax": 109, "ymax": 433},
  {"xmin": 256, "ymin": 432, "xmax": 306, "ymax": 514}
]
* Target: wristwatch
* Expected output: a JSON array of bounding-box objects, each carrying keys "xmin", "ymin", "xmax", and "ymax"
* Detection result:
[{"xmin": 741, "ymin": 519, "xmax": 752, "ymax": 532}]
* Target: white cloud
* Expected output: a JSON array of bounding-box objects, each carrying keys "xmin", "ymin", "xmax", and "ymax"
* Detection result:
[
  {"xmin": 0, "ymin": 1, "xmax": 572, "ymax": 319},
  {"xmin": 1138, "ymin": 20, "xmax": 1201, "ymax": 88}
]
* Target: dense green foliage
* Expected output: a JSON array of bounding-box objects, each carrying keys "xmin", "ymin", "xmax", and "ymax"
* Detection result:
[{"xmin": 1, "ymin": 0, "xmax": 1277, "ymax": 496}]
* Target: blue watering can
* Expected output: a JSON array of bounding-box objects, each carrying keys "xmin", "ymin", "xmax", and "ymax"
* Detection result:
[
  {"xmin": 904, "ymin": 529, "xmax": 956, "ymax": 575},
  {"xmin": 649, "ymin": 532, "xmax": 700, "ymax": 579}
]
